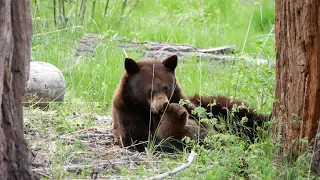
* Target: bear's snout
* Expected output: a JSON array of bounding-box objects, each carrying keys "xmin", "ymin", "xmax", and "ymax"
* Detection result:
[
  {"xmin": 156, "ymin": 104, "xmax": 165, "ymax": 112},
  {"xmin": 150, "ymin": 94, "xmax": 169, "ymax": 114}
]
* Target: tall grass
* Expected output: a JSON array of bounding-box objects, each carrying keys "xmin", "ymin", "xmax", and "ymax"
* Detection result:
[{"xmin": 30, "ymin": 0, "xmax": 275, "ymax": 112}]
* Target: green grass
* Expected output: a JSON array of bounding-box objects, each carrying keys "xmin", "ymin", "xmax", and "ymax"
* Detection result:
[
  {"xmin": 25, "ymin": 0, "xmax": 317, "ymax": 179},
  {"xmin": 31, "ymin": 0, "xmax": 276, "ymax": 110}
]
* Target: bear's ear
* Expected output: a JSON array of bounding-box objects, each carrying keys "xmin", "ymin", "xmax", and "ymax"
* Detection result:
[
  {"xmin": 125, "ymin": 58, "xmax": 140, "ymax": 75},
  {"xmin": 162, "ymin": 55, "xmax": 178, "ymax": 71},
  {"xmin": 178, "ymin": 110, "xmax": 188, "ymax": 121}
]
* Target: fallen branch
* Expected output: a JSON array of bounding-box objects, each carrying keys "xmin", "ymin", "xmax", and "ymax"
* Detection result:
[
  {"xmin": 77, "ymin": 133, "xmax": 113, "ymax": 138},
  {"xmin": 31, "ymin": 162, "xmax": 48, "ymax": 168},
  {"xmin": 33, "ymin": 156, "xmax": 144, "ymax": 173},
  {"xmin": 147, "ymin": 150, "xmax": 197, "ymax": 180},
  {"xmin": 34, "ymin": 171, "xmax": 52, "ymax": 179}
]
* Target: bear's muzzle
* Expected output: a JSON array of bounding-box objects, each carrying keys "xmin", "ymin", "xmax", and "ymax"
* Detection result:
[{"xmin": 150, "ymin": 94, "xmax": 169, "ymax": 114}]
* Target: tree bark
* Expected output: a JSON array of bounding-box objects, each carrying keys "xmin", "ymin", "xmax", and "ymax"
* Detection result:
[
  {"xmin": 273, "ymin": 0, "xmax": 320, "ymax": 165},
  {"xmin": 0, "ymin": 0, "xmax": 38, "ymax": 179}
]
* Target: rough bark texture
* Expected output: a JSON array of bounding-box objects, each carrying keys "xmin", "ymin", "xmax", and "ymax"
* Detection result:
[
  {"xmin": 273, "ymin": 0, "xmax": 320, "ymax": 164},
  {"xmin": 0, "ymin": 0, "xmax": 38, "ymax": 179}
]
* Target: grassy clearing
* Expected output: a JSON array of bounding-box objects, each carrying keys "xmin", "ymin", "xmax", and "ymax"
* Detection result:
[
  {"xmin": 31, "ymin": 0, "xmax": 275, "ymax": 109},
  {"xmin": 25, "ymin": 0, "xmax": 316, "ymax": 179}
]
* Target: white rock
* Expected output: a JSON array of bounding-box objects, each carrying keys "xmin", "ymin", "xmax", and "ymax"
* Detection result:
[{"xmin": 24, "ymin": 61, "xmax": 66, "ymax": 107}]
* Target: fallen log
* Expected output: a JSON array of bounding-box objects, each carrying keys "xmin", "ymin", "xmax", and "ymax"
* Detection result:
[{"xmin": 74, "ymin": 34, "xmax": 272, "ymax": 65}]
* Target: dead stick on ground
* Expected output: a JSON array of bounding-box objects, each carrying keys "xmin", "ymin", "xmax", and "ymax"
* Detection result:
[
  {"xmin": 34, "ymin": 171, "xmax": 52, "ymax": 179},
  {"xmin": 147, "ymin": 150, "xmax": 197, "ymax": 180},
  {"xmin": 33, "ymin": 156, "xmax": 144, "ymax": 173}
]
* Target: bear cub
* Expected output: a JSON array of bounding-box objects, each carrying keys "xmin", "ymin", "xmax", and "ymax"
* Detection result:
[
  {"xmin": 189, "ymin": 95, "xmax": 270, "ymax": 142},
  {"xmin": 155, "ymin": 103, "xmax": 211, "ymax": 141}
]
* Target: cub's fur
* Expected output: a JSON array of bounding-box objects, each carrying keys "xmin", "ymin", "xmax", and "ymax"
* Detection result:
[
  {"xmin": 154, "ymin": 102, "xmax": 213, "ymax": 152},
  {"xmin": 156, "ymin": 103, "xmax": 202, "ymax": 140},
  {"xmin": 189, "ymin": 95, "xmax": 269, "ymax": 142}
]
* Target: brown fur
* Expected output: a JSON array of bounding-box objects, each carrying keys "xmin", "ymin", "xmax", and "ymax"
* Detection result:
[
  {"xmin": 156, "ymin": 103, "xmax": 212, "ymax": 142},
  {"xmin": 112, "ymin": 55, "xmax": 195, "ymax": 151},
  {"xmin": 156, "ymin": 103, "xmax": 199, "ymax": 140},
  {"xmin": 189, "ymin": 94, "xmax": 269, "ymax": 142}
]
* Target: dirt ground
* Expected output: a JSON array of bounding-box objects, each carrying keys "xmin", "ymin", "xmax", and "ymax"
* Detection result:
[{"xmin": 24, "ymin": 108, "xmax": 180, "ymax": 179}]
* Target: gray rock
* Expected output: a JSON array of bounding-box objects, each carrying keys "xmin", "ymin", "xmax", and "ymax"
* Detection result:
[{"xmin": 24, "ymin": 61, "xmax": 66, "ymax": 107}]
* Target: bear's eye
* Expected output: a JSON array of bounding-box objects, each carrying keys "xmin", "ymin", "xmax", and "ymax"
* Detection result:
[{"xmin": 163, "ymin": 86, "xmax": 169, "ymax": 93}]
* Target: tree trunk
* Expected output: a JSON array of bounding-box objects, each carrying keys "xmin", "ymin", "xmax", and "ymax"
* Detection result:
[
  {"xmin": 0, "ymin": 0, "xmax": 38, "ymax": 179},
  {"xmin": 273, "ymin": 0, "xmax": 320, "ymax": 169}
]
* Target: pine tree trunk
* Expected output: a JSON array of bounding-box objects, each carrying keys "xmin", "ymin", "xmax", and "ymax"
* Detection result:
[
  {"xmin": 273, "ymin": 0, "xmax": 320, "ymax": 169},
  {"xmin": 0, "ymin": 0, "xmax": 38, "ymax": 179}
]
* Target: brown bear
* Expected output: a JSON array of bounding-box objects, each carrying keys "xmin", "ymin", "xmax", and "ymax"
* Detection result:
[
  {"xmin": 155, "ymin": 103, "xmax": 209, "ymax": 140},
  {"xmin": 112, "ymin": 55, "xmax": 196, "ymax": 152},
  {"xmin": 155, "ymin": 102, "xmax": 203, "ymax": 140},
  {"xmin": 188, "ymin": 94, "xmax": 270, "ymax": 142},
  {"xmin": 154, "ymin": 102, "xmax": 213, "ymax": 152}
]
